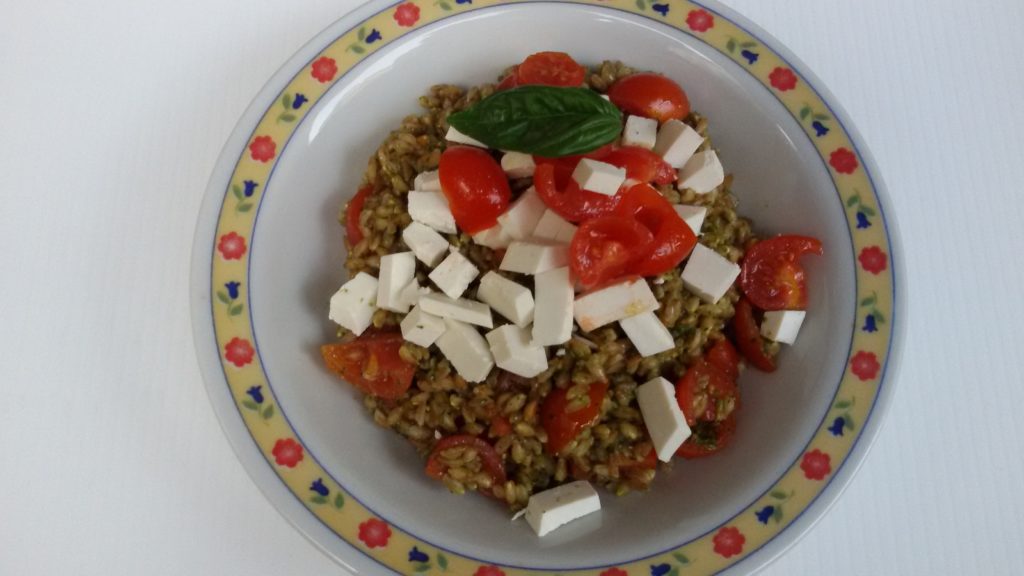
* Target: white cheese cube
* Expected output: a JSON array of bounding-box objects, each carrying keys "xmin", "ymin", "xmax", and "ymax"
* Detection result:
[
  {"xmin": 680, "ymin": 244, "xmax": 740, "ymax": 304},
  {"xmin": 407, "ymin": 191, "xmax": 457, "ymax": 234},
  {"xmin": 486, "ymin": 324, "xmax": 548, "ymax": 378},
  {"xmin": 622, "ymin": 115, "xmax": 658, "ymax": 150},
  {"xmin": 531, "ymin": 209, "xmax": 577, "ymax": 244},
  {"xmin": 376, "ymin": 252, "xmax": 417, "ymax": 313},
  {"xmin": 472, "ymin": 223, "xmax": 513, "ymax": 249},
  {"xmin": 532, "ymin": 267, "xmax": 574, "ymax": 346},
  {"xmin": 445, "ymin": 126, "xmax": 487, "ymax": 148},
  {"xmin": 501, "ymin": 151, "xmax": 536, "ymax": 179},
  {"xmin": 619, "ymin": 311, "xmax": 675, "ymax": 357},
  {"xmin": 637, "ymin": 377, "xmax": 692, "ymax": 462},
  {"xmin": 571, "ymin": 159, "xmax": 627, "ymax": 196},
  {"xmin": 328, "ymin": 272, "xmax": 378, "ymax": 336},
  {"xmin": 396, "ymin": 279, "xmax": 432, "ymax": 311},
  {"xmin": 436, "ymin": 318, "xmax": 494, "ymax": 382},
  {"xmin": 673, "ymin": 205, "xmax": 707, "ymax": 235},
  {"xmin": 428, "ymin": 249, "xmax": 479, "ymax": 299},
  {"xmin": 573, "ymin": 278, "xmax": 659, "ymax": 332},
  {"xmin": 402, "ymin": 222, "xmax": 450, "ymax": 267},
  {"xmin": 677, "ymin": 150, "xmax": 724, "ymax": 194},
  {"xmin": 500, "ymin": 242, "xmax": 569, "ymax": 275},
  {"xmin": 653, "ymin": 119, "xmax": 704, "ymax": 168},
  {"xmin": 418, "ymin": 293, "xmax": 493, "ymax": 328},
  {"xmin": 497, "ymin": 187, "xmax": 547, "ymax": 240},
  {"xmin": 524, "ymin": 480, "xmax": 601, "ymax": 537},
  {"xmin": 414, "ymin": 169, "xmax": 441, "ymax": 191},
  {"xmin": 477, "ymin": 271, "xmax": 535, "ymax": 327},
  {"xmin": 761, "ymin": 310, "xmax": 806, "ymax": 344},
  {"xmin": 400, "ymin": 305, "xmax": 446, "ymax": 347}
]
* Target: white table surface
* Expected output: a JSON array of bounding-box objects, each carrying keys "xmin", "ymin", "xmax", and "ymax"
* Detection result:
[{"xmin": 3, "ymin": 0, "xmax": 1023, "ymax": 573}]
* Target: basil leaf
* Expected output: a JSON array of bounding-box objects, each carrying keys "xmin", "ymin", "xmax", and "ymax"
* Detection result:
[{"xmin": 447, "ymin": 85, "xmax": 622, "ymax": 157}]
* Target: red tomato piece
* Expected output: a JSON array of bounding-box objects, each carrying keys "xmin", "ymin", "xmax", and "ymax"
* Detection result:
[
  {"xmin": 496, "ymin": 66, "xmax": 519, "ymax": 91},
  {"xmin": 541, "ymin": 381, "xmax": 608, "ymax": 455},
  {"xmin": 739, "ymin": 235, "xmax": 824, "ymax": 310},
  {"xmin": 732, "ymin": 298, "xmax": 776, "ymax": 372},
  {"xmin": 425, "ymin": 435, "xmax": 507, "ymax": 496},
  {"xmin": 706, "ymin": 339, "xmax": 741, "ymax": 381},
  {"xmin": 320, "ymin": 332, "xmax": 416, "ymax": 399},
  {"xmin": 438, "ymin": 146, "xmax": 511, "ymax": 234},
  {"xmin": 675, "ymin": 358, "xmax": 739, "ymax": 427},
  {"xmin": 602, "ymin": 146, "xmax": 676, "ymax": 186},
  {"xmin": 488, "ymin": 415, "xmax": 513, "ymax": 438},
  {"xmin": 345, "ymin": 184, "xmax": 373, "ymax": 245},
  {"xmin": 615, "ymin": 183, "xmax": 697, "ymax": 276},
  {"xmin": 517, "ymin": 51, "xmax": 586, "ymax": 87},
  {"xmin": 533, "ymin": 163, "xmax": 623, "ymax": 223},
  {"xmin": 570, "ymin": 216, "xmax": 654, "ymax": 288},
  {"xmin": 676, "ymin": 414, "xmax": 737, "ymax": 459},
  {"xmin": 607, "ymin": 73, "xmax": 691, "ymax": 123}
]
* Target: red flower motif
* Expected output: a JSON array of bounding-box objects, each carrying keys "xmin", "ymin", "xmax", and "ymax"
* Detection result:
[
  {"xmin": 271, "ymin": 438, "xmax": 304, "ymax": 468},
  {"xmin": 712, "ymin": 526, "xmax": 745, "ymax": 558},
  {"xmin": 311, "ymin": 56, "xmax": 338, "ymax": 83},
  {"xmin": 686, "ymin": 9, "xmax": 714, "ymax": 32},
  {"xmin": 769, "ymin": 67, "xmax": 798, "ymax": 91},
  {"xmin": 800, "ymin": 449, "xmax": 832, "ymax": 480},
  {"xmin": 357, "ymin": 518, "xmax": 392, "ymax": 548},
  {"xmin": 217, "ymin": 232, "xmax": 247, "ymax": 260},
  {"xmin": 850, "ymin": 351, "xmax": 881, "ymax": 381},
  {"xmin": 473, "ymin": 567, "xmax": 506, "ymax": 576},
  {"xmin": 393, "ymin": 2, "xmax": 420, "ymax": 27},
  {"xmin": 223, "ymin": 337, "xmax": 254, "ymax": 367},
  {"xmin": 829, "ymin": 147, "xmax": 859, "ymax": 174},
  {"xmin": 248, "ymin": 135, "xmax": 276, "ymax": 163},
  {"xmin": 858, "ymin": 246, "xmax": 888, "ymax": 275},
  {"xmin": 599, "ymin": 569, "xmax": 628, "ymax": 576}
]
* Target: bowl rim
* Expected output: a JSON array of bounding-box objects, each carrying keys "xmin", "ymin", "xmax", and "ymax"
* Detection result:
[{"xmin": 190, "ymin": 1, "xmax": 906, "ymax": 574}]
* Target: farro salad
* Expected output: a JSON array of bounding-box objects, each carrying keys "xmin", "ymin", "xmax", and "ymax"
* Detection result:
[{"xmin": 322, "ymin": 52, "xmax": 822, "ymax": 536}]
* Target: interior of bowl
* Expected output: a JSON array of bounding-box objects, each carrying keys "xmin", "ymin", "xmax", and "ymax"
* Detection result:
[{"xmin": 246, "ymin": 3, "xmax": 854, "ymax": 568}]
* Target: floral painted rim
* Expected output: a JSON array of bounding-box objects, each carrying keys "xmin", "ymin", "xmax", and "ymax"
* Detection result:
[{"xmin": 195, "ymin": 0, "xmax": 900, "ymax": 574}]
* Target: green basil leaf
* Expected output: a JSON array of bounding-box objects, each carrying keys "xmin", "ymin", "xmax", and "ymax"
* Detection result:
[{"xmin": 447, "ymin": 85, "xmax": 622, "ymax": 157}]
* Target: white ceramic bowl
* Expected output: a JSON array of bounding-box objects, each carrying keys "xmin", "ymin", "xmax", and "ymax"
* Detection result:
[{"xmin": 191, "ymin": 1, "xmax": 904, "ymax": 574}]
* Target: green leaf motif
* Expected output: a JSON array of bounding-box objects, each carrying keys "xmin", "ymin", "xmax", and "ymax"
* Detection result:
[
  {"xmin": 229, "ymin": 304, "xmax": 244, "ymax": 316},
  {"xmin": 813, "ymin": 113, "xmax": 830, "ymax": 121},
  {"xmin": 772, "ymin": 507, "xmax": 783, "ymax": 523},
  {"xmin": 635, "ymin": 0, "xmax": 646, "ymax": 10},
  {"xmin": 726, "ymin": 38, "xmax": 737, "ymax": 53},
  {"xmin": 334, "ymin": 493, "xmax": 345, "ymax": 508},
  {"xmin": 833, "ymin": 399, "xmax": 852, "ymax": 409},
  {"xmin": 358, "ymin": 26, "xmax": 366, "ymax": 41},
  {"xmin": 846, "ymin": 194, "xmax": 860, "ymax": 207},
  {"xmin": 437, "ymin": 553, "xmax": 448, "ymax": 570},
  {"xmin": 770, "ymin": 490, "xmax": 789, "ymax": 500},
  {"xmin": 262, "ymin": 404, "xmax": 275, "ymax": 419},
  {"xmin": 413, "ymin": 562, "xmax": 432, "ymax": 573},
  {"xmin": 860, "ymin": 205, "xmax": 877, "ymax": 217},
  {"xmin": 673, "ymin": 552, "xmax": 691, "ymax": 565},
  {"xmin": 447, "ymin": 86, "xmax": 623, "ymax": 157},
  {"xmin": 232, "ymin": 184, "xmax": 242, "ymax": 200},
  {"xmin": 844, "ymin": 414, "xmax": 856, "ymax": 431},
  {"xmin": 667, "ymin": 567, "xmax": 680, "ymax": 576},
  {"xmin": 439, "ymin": 1, "xmax": 452, "ymax": 10},
  {"xmin": 237, "ymin": 203, "xmax": 253, "ymax": 213},
  {"xmin": 217, "ymin": 291, "xmax": 230, "ymax": 304},
  {"xmin": 799, "ymin": 106, "xmax": 811, "ymax": 120},
  {"xmin": 310, "ymin": 495, "xmax": 327, "ymax": 505},
  {"xmin": 872, "ymin": 310, "xmax": 886, "ymax": 324},
  {"xmin": 281, "ymin": 93, "xmax": 292, "ymax": 109},
  {"xmin": 278, "ymin": 113, "xmax": 297, "ymax": 122},
  {"xmin": 242, "ymin": 400, "xmax": 259, "ymax": 411},
  {"xmin": 860, "ymin": 294, "xmax": 876, "ymax": 307},
  {"xmin": 351, "ymin": 44, "xmax": 366, "ymax": 54},
  {"xmin": 741, "ymin": 40, "xmax": 757, "ymax": 48}
]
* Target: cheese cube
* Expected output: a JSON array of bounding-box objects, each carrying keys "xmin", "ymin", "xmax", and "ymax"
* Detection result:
[
  {"xmin": 673, "ymin": 205, "xmax": 707, "ymax": 235},
  {"xmin": 477, "ymin": 271, "xmax": 534, "ymax": 327},
  {"xmin": 472, "ymin": 223, "xmax": 513, "ymax": 250},
  {"xmin": 328, "ymin": 272, "xmax": 378, "ymax": 336},
  {"xmin": 761, "ymin": 310, "xmax": 806, "ymax": 344},
  {"xmin": 531, "ymin": 209, "xmax": 577, "ymax": 244},
  {"xmin": 402, "ymin": 222, "xmax": 450, "ymax": 267},
  {"xmin": 677, "ymin": 150, "xmax": 724, "ymax": 194},
  {"xmin": 653, "ymin": 119, "xmax": 703, "ymax": 168},
  {"xmin": 524, "ymin": 480, "xmax": 601, "ymax": 537},
  {"xmin": 622, "ymin": 115, "xmax": 658, "ymax": 150},
  {"xmin": 532, "ymin": 267, "xmax": 574, "ymax": 346},
  {"xmin": 500, "ymin": 242, "xmax": 569, "ymax": 275},
  {"xmin": 498, "ymin": 187, "xmax": 547, "ymax": 240},
  {"xmin": 501, "ymin": 151, "xmax": 536, "ymax": 179},
  {"xmin": 377, "ymin": 251, "xmax": 417, "ymax": 313},
  {"xmin": 445, "ymin": 126, "xmax": 487, "ymax": 148},
  {"xmin": 400, "ymin": 305, "xmax": 446, "ymax": 347},
  {"xmin": 396, "ymin": 279, "xmax": 432, "ymax": 311},
  {"xmin": 486, "ymin": 324, "xmax": 548, "ymax": 378},
  {"xmin": 681, "ymin": 244, "xmax": 740, "ymax": 304},
  {"xmin": 571, "ymin": 159, "xmax": 627, "ymax": 196},
  {"xmin": 619, "ymin": 311, "xmax": 675, "ymax": 357},
  {"xmin": 408, "ymin": 191, "xmax": 457, "ymax": 234},
  {"xmin": 637, "ymin": 377, "xmax": 692, "ymax": 462},
  {"xmin": 429, "ymin": 249, "xmax": 479, "ymax": 299},
  {"xmin": 414, "ymin": 169, "xmax": 441, "ymax": 192},
  {"xmin": 573, "ymin": 278, "xmax": 659, "ymax": 332},
  {"xmin": 436, "ymin": 318, "xmax": 494, "ymax": 382},
  {"xmin": 419, "ymin": 293, "xmax": 493, "ymax": 328}
]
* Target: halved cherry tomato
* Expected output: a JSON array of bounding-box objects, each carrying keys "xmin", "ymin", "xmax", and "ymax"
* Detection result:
[
  {"xmin": 740, "ymin": 235, "xmax": 824, "ymax": 310},
  {"xmin": 677, "ymin": 414, "xmax": 737, "ymax": 459},
  {"xmin": 533, "ymin": 163, "xmax": 622, "ymax": 223},
  {"xmin": 570, "ymin": 216, "xmax": 654, "ymax": 288},
  {"xmin": 675, "ymin": 358, "xmax": 739, "ymax": 427},
  {"xmin": 732, "ymin": 297, "xmax": 776, "ymax": 372},
  {"xmin": 425, "ymin": 435, "xmax": 507, "ymax": 496},
  {"xmin": 345, "ymin": 184, "xmax": 373, "ymax": 245},
  {"xmin": 607, "ymin": 73, "xmax": 691, "ymax": 123},
  {"xmin": 321, "ymin": 332, "xmax": 416, "ymax": 399},
  {"xmin": 496, "ymin": 66, "xmax": 519, "ymax": 91},
  {"xmin": 706, "ymin": 339, "xmax": 741, "ymax": 381},
  {"xmin": 517, "ymin": 52, "xmax": 586, "ymax": 87},
  {"xmin": 615, "ymin": 183, "xmax": 697, "ymax": 276},
  {"xmin": 541, "ymin": 381, "xmax": 609, "ymax": 455},
  {"xmin": 602, "ymin": 146, "xmax": 676, "ymax": 186},
  {"xmin": 438, "ymin": 146, "xmax": 511, "ymax": 234}
]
